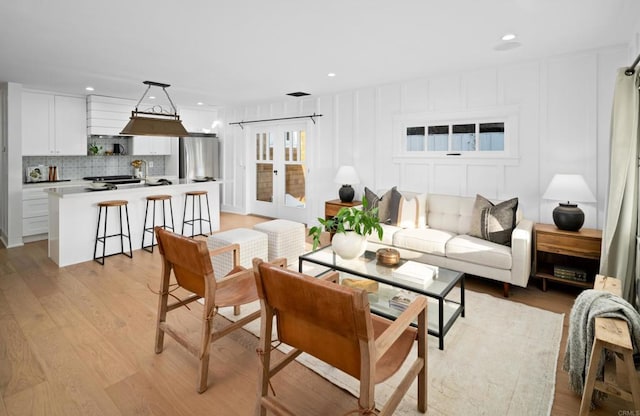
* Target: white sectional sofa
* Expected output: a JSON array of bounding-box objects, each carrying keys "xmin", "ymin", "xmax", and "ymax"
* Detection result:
[{"xmin": 367, "ymin": 191, "xmax": 533, "ymax": 297}]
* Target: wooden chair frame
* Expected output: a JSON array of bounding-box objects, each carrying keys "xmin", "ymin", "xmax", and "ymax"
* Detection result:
[
  {"xmin": 154, "ymin": 227, "xmax": 285, "ymax": 393},
  {"xmin": 253, "ymin": 258, "xmax": 428, "ymax": 415}
]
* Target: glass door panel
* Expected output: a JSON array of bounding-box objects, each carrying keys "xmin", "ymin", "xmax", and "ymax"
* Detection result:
[
  {"xmin": 283, "ymin": 129, "xmax": 306, "ymax": 208},
  {"xmin": 251, "ymin": 124, "xmax": 308, "ymax": 221},
  {"xmin": 256, "ymin": 163, "xmax": 273, "ymax": 203},
  {"xmin": 255, "ymin": 132, "xmax": 274, "ymax": 203}
]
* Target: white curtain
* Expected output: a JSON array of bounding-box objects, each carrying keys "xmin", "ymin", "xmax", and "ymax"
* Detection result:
[{"xmin": 600, "ymin": 68, "xmax": 640, "ymax": 303}]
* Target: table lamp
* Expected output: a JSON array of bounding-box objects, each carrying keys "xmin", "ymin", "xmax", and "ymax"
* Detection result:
[
  {"xmin": 334, "ymin": 165, "xmax": 360, "ymax": 203},
  {"xmin": 542, "ymin": 174, "xmax": 596, "ymax": 231}
]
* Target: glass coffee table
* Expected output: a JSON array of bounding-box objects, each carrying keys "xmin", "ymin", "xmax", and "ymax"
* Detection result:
[{"xmin": 299, "ymin": 241, "xmax": 465, "ymax": 350}]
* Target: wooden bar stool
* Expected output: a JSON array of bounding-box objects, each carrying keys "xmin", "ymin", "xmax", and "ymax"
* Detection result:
[
  {"xmin": 181, "ymin": 190, "xmax": 212, "ymax": 238},
  {"xmin": 93, "ymin": 200, "xmax": 133, "ymax": 265},
  {"xmin": 141, "ymin": 194, "xmax": 175, "ymax": 253}
]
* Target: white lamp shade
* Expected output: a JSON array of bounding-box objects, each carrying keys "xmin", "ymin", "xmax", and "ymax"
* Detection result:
[
  {"xmin": 542, "ymin": 174, "xmax": 596, "ymax": 203},
  {"xmin": 334, "ymin": 165, "xmax": 360, "ymax": 185}
]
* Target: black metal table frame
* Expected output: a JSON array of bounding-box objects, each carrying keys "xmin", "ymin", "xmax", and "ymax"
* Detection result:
[{"xmin": 299, "ymin": 247, "xmax": 465, "ymax": 350}]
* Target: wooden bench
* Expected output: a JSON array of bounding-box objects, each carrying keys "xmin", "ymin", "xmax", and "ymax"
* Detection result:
[{"xmin": 579, "ymin": 275, "xmax": 640, "ymax": 414}]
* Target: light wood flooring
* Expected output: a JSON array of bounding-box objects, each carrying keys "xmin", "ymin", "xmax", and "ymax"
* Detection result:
[{"xmin": 0, "ymin": 212, "xmax": 632, "ymax": 415}]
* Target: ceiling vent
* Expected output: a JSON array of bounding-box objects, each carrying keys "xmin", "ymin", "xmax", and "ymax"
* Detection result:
[{"xmin": 286, "ymin": 91, "xmax": 310, "ymax": 97}]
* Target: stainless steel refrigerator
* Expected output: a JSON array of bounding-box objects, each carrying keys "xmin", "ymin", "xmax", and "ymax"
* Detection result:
[{"xmin": 179, "ymin": 133, "xmax": 220, "ymax": 179}]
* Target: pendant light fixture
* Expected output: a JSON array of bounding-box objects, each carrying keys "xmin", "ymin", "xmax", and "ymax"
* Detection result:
[{"xmin": 120, "ymin": 81, "xmax": 188, "ymax": 137}]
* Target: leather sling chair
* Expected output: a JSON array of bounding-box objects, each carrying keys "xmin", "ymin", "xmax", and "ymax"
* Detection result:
[
  {"xmin": 252, "ymin": 258, "xmax": 428, "ymax": 415},
  {"xmin": 154, "ymin": 227, "xmax": 285, "ymax": 393}
]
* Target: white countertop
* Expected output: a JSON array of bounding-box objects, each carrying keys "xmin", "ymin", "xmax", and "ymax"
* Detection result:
[
  {"xmin": 23, "ymin": 179, "xmax": 91, "ymax": 189},
  {"xmin": 44, "ymin": 178, "xmax": 220, "ymax": 197}
]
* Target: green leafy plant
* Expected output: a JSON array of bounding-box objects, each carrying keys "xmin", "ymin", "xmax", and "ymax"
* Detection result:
[
  {"xmin": 88, "ymin": 143, "xmax": 102, "ymax": 155},
  {"xmin": 308, "ymin": 196, "xmax": 384, "ymax": 250}
]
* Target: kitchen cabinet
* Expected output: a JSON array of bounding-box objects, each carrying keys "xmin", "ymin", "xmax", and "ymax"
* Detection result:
[
  {"xmin": 131, "ymin": 136, "xmax": 173, "ymax": 155},
  {"xmin": 22, "ymin": 182, "xmax": 90, "ymax": 240},
  {"xmin": 22, "ymin": 91, "xmax": 87, "ymax": 156},
  {"xmin": 22, "ymin": 188, "xmax": 49, "ymax": 239}
]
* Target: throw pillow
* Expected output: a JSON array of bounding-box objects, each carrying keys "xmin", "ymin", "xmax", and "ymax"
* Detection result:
[
  {"xmin": 364, "ymin": 186, "xmax": 396, "ymax": 223},
  {"xmin": 388, "ymin": 188, "xmax": 419, "ymax": 228},
  {"xmin": 469, "ymin": 194, "xmax": 518, "ymax": 246}
]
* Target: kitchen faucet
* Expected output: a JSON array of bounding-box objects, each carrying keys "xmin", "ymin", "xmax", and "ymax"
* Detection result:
[{"xmin": 140, "ymin": 159, "xmax": 148, "ymax": 179}]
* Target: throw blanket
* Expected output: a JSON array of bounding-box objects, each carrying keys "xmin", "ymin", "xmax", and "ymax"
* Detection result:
[{"xmin": 563, "ymin": 289, "xmax": 640, "ymax": 399}]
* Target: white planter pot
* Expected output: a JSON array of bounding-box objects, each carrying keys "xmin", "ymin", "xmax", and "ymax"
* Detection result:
[{"xmin": 332, "ymin": 232, "xmax": 367, "ymax": 260}]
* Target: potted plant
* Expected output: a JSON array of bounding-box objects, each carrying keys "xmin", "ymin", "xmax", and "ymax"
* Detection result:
[
  {"xmin": 308, "ymin": 196, "xmax": 384, "ymax": 259},
  {"xmin": 88, "ymin": 143, "xmax": 102, "ymax": 155}
]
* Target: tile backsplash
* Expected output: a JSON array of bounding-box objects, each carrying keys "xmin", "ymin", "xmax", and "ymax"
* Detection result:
[{"xmin": 22, "ymin": 137, "xmax": 167, "ymax": 182}]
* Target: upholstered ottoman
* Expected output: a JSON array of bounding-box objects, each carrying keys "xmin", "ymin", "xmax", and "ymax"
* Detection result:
[
  {"xmin": 253, "ymin": 219, "xmax": 306, "ymax": 266},
  {"xmin": 206, "ymin": 228, "xmax": 268, "ymax": 278}
]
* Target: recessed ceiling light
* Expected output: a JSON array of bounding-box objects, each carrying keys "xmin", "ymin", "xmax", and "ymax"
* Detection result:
[
  {"xmin": 328, "ymin": 73, "xmax": 336, "ymax": 77},
  {"xmin": 85, "ymin": 86, "xmax": 94, "ymax": 91},
  {"xmin": 501, "ymin": 33, "xmax": 516, "ymax": 41},
  {"xmin": 197, "ymin": 102, "xmax": 204, "ymax": 106},
  {"xmin": 149, "ymin": 96, "xmax": 156, "ymax": 99}
]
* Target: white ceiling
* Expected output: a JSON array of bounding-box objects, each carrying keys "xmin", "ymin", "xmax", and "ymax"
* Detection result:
[{"xmin": 1, "ymin": 0, "xmax": 639, "ymax": 108}]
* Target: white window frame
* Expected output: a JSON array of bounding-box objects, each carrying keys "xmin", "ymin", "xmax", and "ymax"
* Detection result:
[{"xmin": 393, "ymin": 106, "xmax": 520, "ymax": 161}]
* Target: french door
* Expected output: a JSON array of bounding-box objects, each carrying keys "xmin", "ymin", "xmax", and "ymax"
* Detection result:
[{"xmin": 251, "ymin": 123, "xmax": 308, "ymax": 222}]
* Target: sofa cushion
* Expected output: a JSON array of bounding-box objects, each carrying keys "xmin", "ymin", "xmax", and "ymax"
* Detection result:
[
  {"xmin": 365, "ymin": 186, "xmax": 396, "ymax": 223},
  {"xmin": 446, "ymin": 234, "xmax": 512, "ymax": 270},
  {"xmin": 367, "ymin": 223, "xmax": 400, "ymax": 245},
  {"xmin": 469, "ymin": 194, "xmax": 518, "ymax": 246},
  {"xmin": 392, "ymin": 228, "xmax": 455, "ymax": 257},
  {"xmin": 426, "ymin": 194, "xmax": 476, "ymax": 235}
]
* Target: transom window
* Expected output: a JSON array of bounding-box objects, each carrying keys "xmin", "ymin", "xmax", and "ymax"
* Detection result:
[{"xmin": 406, "ymin": 122, "xmax": 505, "ymax": 153}]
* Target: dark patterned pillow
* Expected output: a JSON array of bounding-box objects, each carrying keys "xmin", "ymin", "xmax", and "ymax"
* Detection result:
[
  {"xmin": 364, "ymin": 186, "xmax": 396, "ymax": 224},
  {"xmin": 468, "ymin": 194, "xmax": 518, "ymax": 246}
]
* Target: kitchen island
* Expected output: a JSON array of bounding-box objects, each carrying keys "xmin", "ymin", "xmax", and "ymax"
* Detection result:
[{"xmin": 46, "ymin": 179, "xmax": 221, "ymax": 267}]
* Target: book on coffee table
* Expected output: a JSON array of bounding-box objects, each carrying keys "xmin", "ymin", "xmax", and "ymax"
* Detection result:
[
  {"xmin": 392, "ymin": 261, "xmax": 438, "ymax": 288},
  {"xmin": 389, "ymin": 290, "xmax": 419, "ymax": 312}
]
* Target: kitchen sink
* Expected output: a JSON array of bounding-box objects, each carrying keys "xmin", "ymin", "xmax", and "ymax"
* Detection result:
[{"xmin": 83, "ymin": 175, "xmax": 142, "ymax": 185}]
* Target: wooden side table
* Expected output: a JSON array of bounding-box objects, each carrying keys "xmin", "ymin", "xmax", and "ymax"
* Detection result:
[
  {"xmin": 324, "ymin": 199, "xmax": 361, "ymax": 240},
  {"xmin": 533, "ymin": 223, "xmax": 602, "ymax": 291},
  {"xmin": 324, "ymin": 199, "xmax": 361, "ymax": 220}
]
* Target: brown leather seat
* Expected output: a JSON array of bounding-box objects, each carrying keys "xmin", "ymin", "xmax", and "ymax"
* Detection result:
[
  {"xmin": 153, "ymin": 227, "xmax": 285, "ymax": 393},
  {"xmin": 253, "ymin": 259, "xmax": 428, "ymax": 415}
]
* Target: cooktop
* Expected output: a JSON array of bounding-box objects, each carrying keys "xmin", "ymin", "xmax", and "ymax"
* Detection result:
[{"xmin": 83, "ymin": 175, "xmax": 141, "ymax": 184}]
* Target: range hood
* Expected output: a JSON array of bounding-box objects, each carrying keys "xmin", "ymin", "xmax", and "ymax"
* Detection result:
[
  {"xmin": 89, "ymin": 134, "xmax": 132, "ymax": 139},
  {"xmin": 183, "ymin": 132, "xmax": 217, "ymax": 138}
]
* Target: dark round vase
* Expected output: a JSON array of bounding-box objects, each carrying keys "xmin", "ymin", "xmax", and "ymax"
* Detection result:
[
  {"xmin": 339, "ymin": 185, "xmax": 355, "ymax": 203},
  {"xmin": 552, "ymin": 203, "xmax": 584, "ymax": 231}
]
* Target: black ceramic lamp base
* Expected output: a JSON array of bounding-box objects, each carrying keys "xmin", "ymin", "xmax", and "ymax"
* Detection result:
[
  {"xmin": 339, "ymin": 185, "xmax": 355, "ymax": 203},
  {"xmin": 552, "ymin": 203, "xmax": 585, "ymax": 231}
]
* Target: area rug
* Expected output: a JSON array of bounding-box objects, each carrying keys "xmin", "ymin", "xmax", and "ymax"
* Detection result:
[{"xmin": 218, "ymin": 289, "xmax": 563, "ymax": 416}]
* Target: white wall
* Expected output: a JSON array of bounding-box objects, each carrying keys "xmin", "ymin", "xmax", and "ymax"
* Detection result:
[
  {"xmin": 220, "ymin": 45, "xmax": 630, "ymax": 230},
  {"xmin": 0, "ymin": 82, "xmax": 24, "ymax": 247}
]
